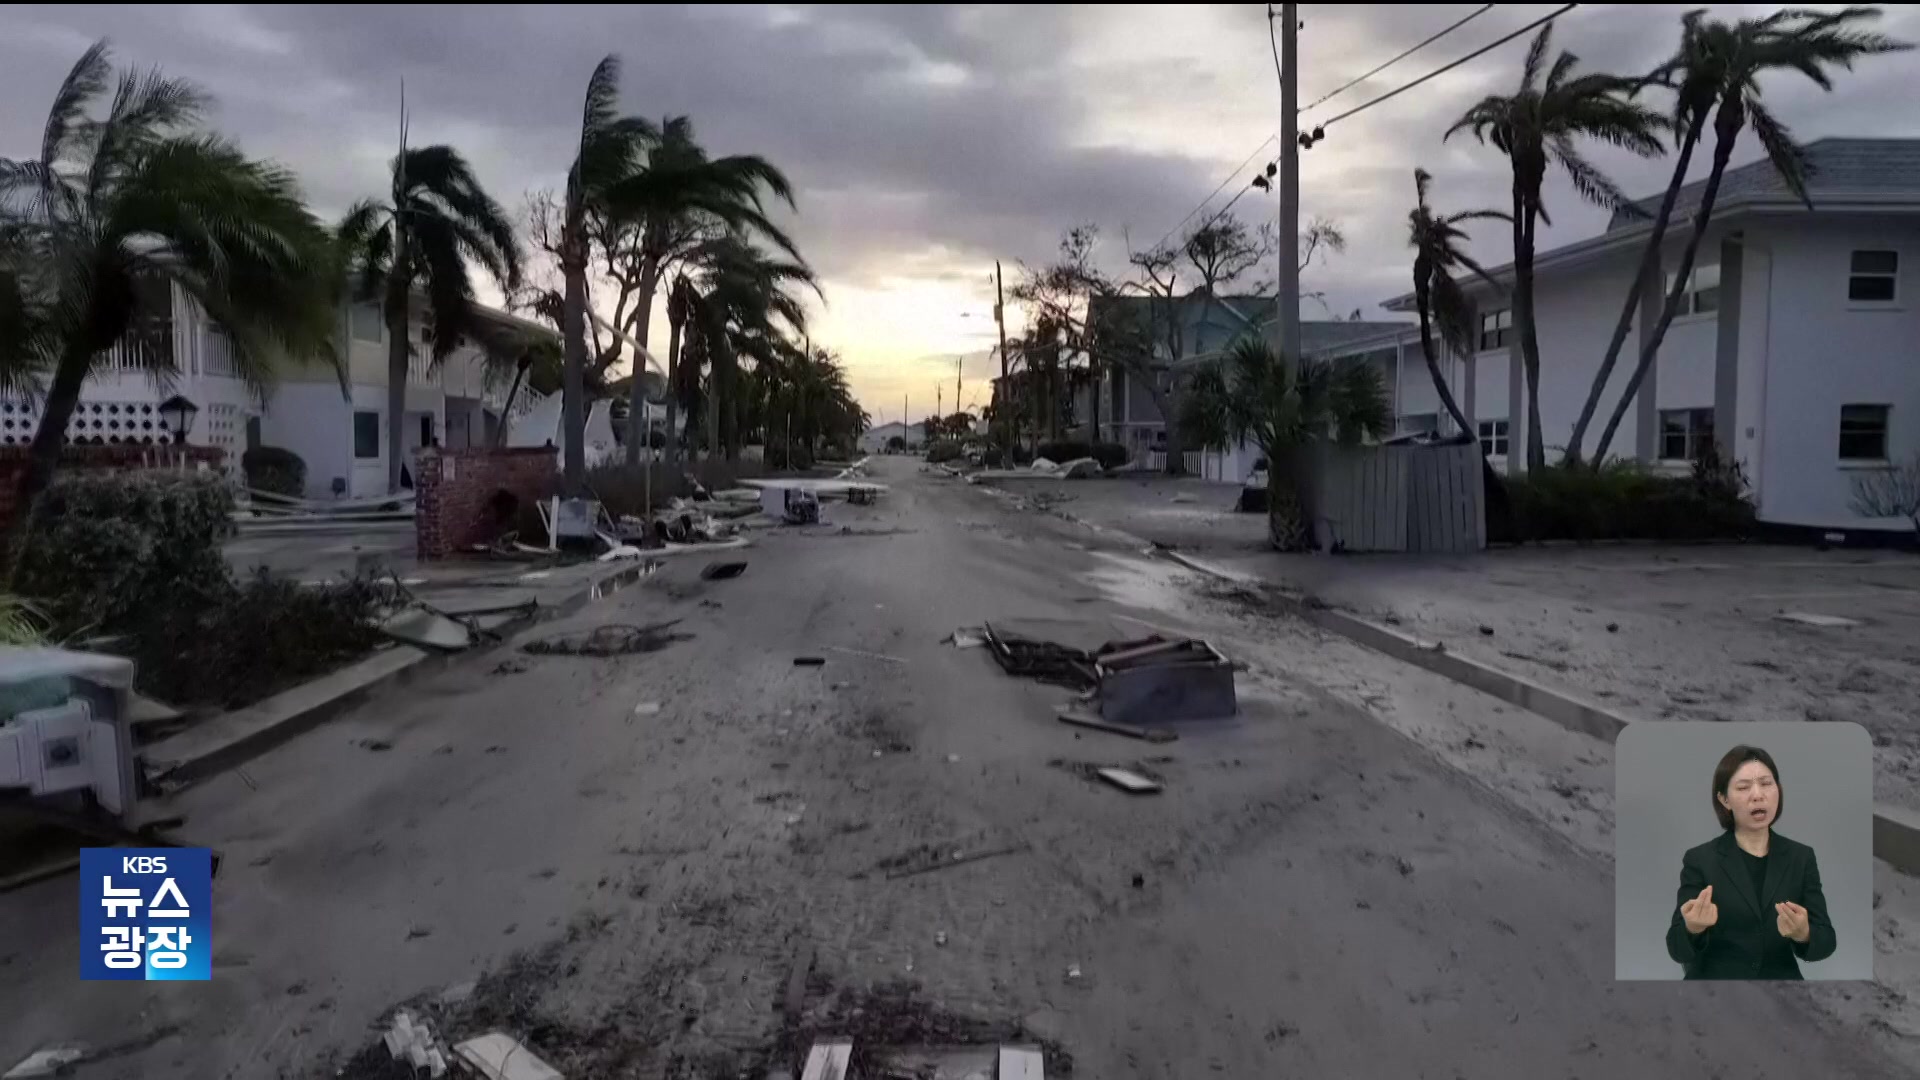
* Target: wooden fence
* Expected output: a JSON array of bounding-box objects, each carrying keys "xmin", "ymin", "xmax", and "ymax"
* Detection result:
[{"xmin": 1315, "ymin": 441, "xmax": 1485, "ymax": 553}]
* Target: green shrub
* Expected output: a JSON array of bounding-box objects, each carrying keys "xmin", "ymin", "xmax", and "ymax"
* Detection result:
[
  {"xmin": 925, "ymin": 440, "xmax": 964, "ymax": 463},
  {"xmin": 1091, "ymin": 442, "xmax": 1129, "ymax": 470},
  {"xmin": 241, "ymin": 445, "xmax": 307, "ymax": 497},
  {"xmin": 1502, "ymin": 459, "xmax": 1755, "ymax": 543},
  {"xmin": 16, "ymin": 470, "xmax": 384, "ymax": 708},
  {"xmin": 16, "ymin": 472, "xmax": 234, "ymax": 634}
]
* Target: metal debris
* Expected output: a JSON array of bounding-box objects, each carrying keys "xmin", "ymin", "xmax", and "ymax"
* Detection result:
[
  {"xmin": 701, "ymin": 560, "xmax": 749, "ymax": 580},
  {"xmin": 1095, "ymin": 767, "xmax": 1163, "ymax": 794},
  {"xmin": 822, "ymin": 644, "xmax": 907, "ymax": 664},
  {"xmin": 453, "ymin": 1033, "xmax": 563, "ymax": 1080}
]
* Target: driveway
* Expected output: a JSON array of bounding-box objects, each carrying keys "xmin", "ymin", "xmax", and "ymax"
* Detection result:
[{"xmin": 4, "ymin": 457, "xmax": 1914, "ymax": 1078}]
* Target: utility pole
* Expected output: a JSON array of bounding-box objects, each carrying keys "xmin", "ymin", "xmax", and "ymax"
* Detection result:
[
  {"xmin": 1277, "ymin": 2, "xmax": 1301, "ymax": 367},
  {"xmin": 956, "ymin": 354, "xmax": 963, "ymax": 426},
  {"xmin": 994, "ymin": 261, "xmax": 1010, "ymax": 455}
]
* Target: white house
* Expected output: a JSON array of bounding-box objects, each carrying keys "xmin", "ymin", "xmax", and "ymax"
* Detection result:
[
  {"xmin": 1368, "ymin": 136, "xmax": 1920, "ymax": 535},
  {"xmin": 859, "ymin": 421, "xmax": 926, "ymax": 453},
  {"xmin": 2, "ymin": 285, "xmax": 557, "ymax": 499}
]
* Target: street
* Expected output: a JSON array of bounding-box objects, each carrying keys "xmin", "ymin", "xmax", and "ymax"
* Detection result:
[{"xmin": 2, "ymin": 456, "xmax": 1911, "ymax": 1079}]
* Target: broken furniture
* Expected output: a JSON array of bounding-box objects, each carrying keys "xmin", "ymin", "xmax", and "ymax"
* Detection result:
[
  {"xmin": 761, "ymin": 486, "xmax": 822, "ymax": 525},
  {"xmin": 975, "ymin": 621, "xmax": 1237, "ymax": 730}
]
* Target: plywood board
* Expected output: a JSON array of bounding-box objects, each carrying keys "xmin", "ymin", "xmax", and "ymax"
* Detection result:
[{"xmin": 800, "ymin": 1040, "xmax": 852, "ymax": 1080}]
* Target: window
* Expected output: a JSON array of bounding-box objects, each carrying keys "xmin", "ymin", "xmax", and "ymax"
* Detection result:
[
  {"xmin": 1478, "ymin": 419, "xmax": 1510, "ymax": 456},
  {"xmin": 1848, "ymin": 250, "xmax": 1898, "ymax": 303},
  {"xmin": 1669, "ymin": 263, "xmax": 1721, "ymax": 315},
  {"xmin": 1478, "ymin": 308, "xmax": 1511, "ymax": 351},
  {"xmin": 1399, "ymin": 413, "xmax": 1439, "ymax": 436},
  {"xmin": 353, "ymin": 410, "xmax": 381, "ymax": 459},
  {"xmin": 1660, "ymin": 408, "xmax": 1715, "ymax": 462},
  {"xmin": 419, "ymin": 413, "xmax": 435, "ymax": 447},
  {"xmin": 350, "ymin": 303, "xmax": 383, "ymax": 343},
  {"xmin": 1838, "ymin": 404, "xmax": 1890, "ymax": 461}
]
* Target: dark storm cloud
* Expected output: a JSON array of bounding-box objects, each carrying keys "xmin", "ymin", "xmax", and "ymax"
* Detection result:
[{"xmin": 4, "ymin": 3, "xmax": 1915, "ymax": 361}]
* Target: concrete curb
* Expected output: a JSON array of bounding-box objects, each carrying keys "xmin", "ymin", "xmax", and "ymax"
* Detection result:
[
  {"xmin": 1153, "ymin": 548, "xmax": 1920, "ymax": 876},
  {"xmin": 145, "ymin": 560, "xmax": 658, "ymax": 786}
]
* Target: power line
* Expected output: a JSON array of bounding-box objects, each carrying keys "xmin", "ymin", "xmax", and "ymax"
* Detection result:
[
  {"xmin": 1266, "ymin": 4, "xmax": 1286, "ymax": 97},
  {"xmin": 1320, "ymin": 4, "xmax": 1579, "ymax": 130},
  {"xmin": 1150, "ymin": 3, "xmax": 1508, "ymax": 253},
  {"xmin": 1299, "ymin": 4, "xmax": 1495, "ymax": 116}
]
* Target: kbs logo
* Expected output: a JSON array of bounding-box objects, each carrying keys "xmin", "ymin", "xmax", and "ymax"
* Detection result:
[{"xmin": 80, "ymin": 848, "xmax": 212, "ymax": 981}]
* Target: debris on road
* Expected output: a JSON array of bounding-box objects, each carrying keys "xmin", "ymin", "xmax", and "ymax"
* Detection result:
[
  {"xmin": 1095, "ymin": 767, "xmax": 1163, "ymax": 794},
  {"xmin": 632, "ymin": 702, "xmax": 661, "ymax": 717},
  {"xmin": 381, "ymin": 1010, "xmax": 450, "ymax": 1077},
  {"xmin": 793, "ymin": 656, "xmax": 827, "ymax": 667},
  {"xmin": 356, "ymin": 738, "xmax": 393, "ymax": 752},
  {"xmin": 762, "ymin": 485, "xmax": 823, "ymax": 524},
  {"xmin": 877, "ymin": 842, "xmax": 1028, "ymax": 880},
  {"xmin": 701, "ymin": 559, "xmax": 749, "ymax": 580},
  {"xmin": 1055, "ymin": 706, "xmax": 1178, "ymax": 743},
  {"xmin": 453, "ymin": 1033, "xmax": 563, "ymax": 1080},
  {"xmin": 822, "ymin": 644, "xmax": 907, "ymax": 664},
  {"xmin": 976, "ymin": 621, "xmax": 1238, "ymax": 726},
  {"xmin": 523, "ymin": 621, "xmax": 692, "ymax": 657},
  {"xmin": 799, "ymin": 1039, "xmax": 852, "ymax": 1080},
  {"xmin": 3, "ymin": 1046, "xmax": 86, "ymax": 1078},
  {"xmin": 491, "ymin": 659, "xmax": 529, "ymax": 676},
  {"xmin": 946, "ymin": 627, "xmax": 988, "ymax": 649},
  {"xmin": 1775, "ymin": 611, "xmax": 1862, "ymax": 628}
]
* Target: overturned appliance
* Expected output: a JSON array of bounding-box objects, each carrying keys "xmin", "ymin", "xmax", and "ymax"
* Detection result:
[{"xmin": 761, "ymin": 485, "xmax": 821, "ymax": 524}]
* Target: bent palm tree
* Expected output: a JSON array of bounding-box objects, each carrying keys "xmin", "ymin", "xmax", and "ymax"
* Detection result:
[
  {"xmin": 559, "ymin": 56, "xmax": 659, "ymax": 490},
  {"xmin": 1183, "ymin": 338, "xmax": 1389, "ymax": 551},
  {"xmin": 602, "ymin": 117, "xmax": 802, "ymax": 468},
  {"xmin": 1447, "ymin": 25, "xmax": 1665, "ymax": 471},
  {"xmin": 1589, "ymin": 6, "xmax": 1909, "ymax": 463},
  {"xmin": 680, "ymin": 237, "xmax": 819, "ymax": 462},
  {"xmin": 1, "ymin": 41, "xmax": 339, "ymax": 539},
  {"xmin": 338, "ymin": 146, "xmax": 521, "ymax": 492},
  {"xmin": 1407, "ymin": 169, "xmax": 1509, "ymax": 438}
]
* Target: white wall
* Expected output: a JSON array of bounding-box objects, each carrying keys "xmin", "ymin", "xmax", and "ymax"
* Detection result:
[
  {"xmin": 1749, "ymin": 216, "xmax": 1920, "ymax": 530},
  {"xmin": 260, "ymin": 382, "xmax": 351, "ymax": 497},
  {"xmin": 1511, "ymin": 257, "xmax": 1644, "ymax": 462}
]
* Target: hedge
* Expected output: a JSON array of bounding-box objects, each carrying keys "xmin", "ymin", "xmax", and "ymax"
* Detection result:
[
  {"xmin": 1494, "ymin": 457, "xmax": 1756, "ymax": 543},
  {"xmin": 241, "ymin": 445, "xmax": 307, "ymax": 498}
]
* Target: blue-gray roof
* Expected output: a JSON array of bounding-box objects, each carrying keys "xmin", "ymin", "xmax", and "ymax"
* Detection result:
[{"xmin": 1607, "ymin": 137, "xmax": 1920, "ymax": 230}]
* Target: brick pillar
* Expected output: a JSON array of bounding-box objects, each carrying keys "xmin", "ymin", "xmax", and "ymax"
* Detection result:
[{"xmin": 413, "ymin": 446, "xmax": 558, "ymax": 559}]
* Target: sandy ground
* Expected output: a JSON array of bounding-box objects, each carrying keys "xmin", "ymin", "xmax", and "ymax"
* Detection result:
[
  {"xmin": 2, "ymin": 459, "xmax": 1915, "ymax": 1078},
  {"xmin": 1003, "ymin": 473, "xmax": 1920, "ymax": 812}
]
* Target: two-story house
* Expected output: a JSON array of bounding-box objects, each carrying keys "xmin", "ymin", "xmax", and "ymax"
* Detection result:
[
  {"xmin": 0, "ymin": 286, "xmax": 556, "ymax": 499},
  {"xmin": 1359, "ymin": 136, "xmax": 1920, "ymax": 535}
]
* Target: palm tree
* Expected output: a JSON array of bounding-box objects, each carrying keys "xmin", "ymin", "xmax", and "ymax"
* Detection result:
[
  {"xmin": 1407, "ymin": 169, "xmax": 1509, "ymax": 438},
  {"xmin": 559, "ymin": 56, "xmax": 659, "ymax": 491},
  {"xmin": 1, "ymin": 42, "xmax": 339, "ymax": 534},
  {"xmin": 678, "ymin": 237, "xmax": 818, "ymax": 463},
  {"xmin": 1588, "ymin": 6, "xmax": 1909, "ymax": 463},
  {"xmin": 1447, "ymin": 25, "xmax": 1666, "ymax": 471},
  {"xmin": 1182, "ymin": 338, "xmax": 1389, "ymax": 551},
  {"xmin": 338, "ymin": 145, "xmax": 520, "ymax": 492},
  {"xmin": 601, "ymin": 117, "xmax": 803, "ymax": 469}
]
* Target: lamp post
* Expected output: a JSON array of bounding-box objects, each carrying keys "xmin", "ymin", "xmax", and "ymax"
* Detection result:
[{"xmin": 158, "ymin": 394, "xmax": 198, "ymax": 446}]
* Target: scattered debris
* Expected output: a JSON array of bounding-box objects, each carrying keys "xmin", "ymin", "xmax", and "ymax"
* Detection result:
[
  {"xmin": 4, "ymin": 1047, "xmax": 86, "ymax": 1079},
  {"xmin": 1056, "ymin": 707, "xmax": 1178, "ymax": 743},
  {"xmin": 1000, "ymin": 1046, "xmax": 1047, "ymax": 1080},
  {"xmin": 799, "ymin": 1039, "xmax": 852, "ymax": 1080},
  {"xmin": 783, "ymin": 943, "xmax": 816, "ymax": 1021},
  {"xmin": 357, "ymin": 738, "xmax": 393, "ymax": 752},
  {"xmin": 406, "ymin": 925, "xmax": 432, "ymax": 940},
  {"xmin": 880, "ymin": 843, "xmax": 1028, "ymax": 880},
  {"xmin": 762, "ymin": 486, "xmax": 823, "ymax": 524},
  {"xmin": 380, "ymin": 606, "xmax": 473, "ymax": 652},
  {"xmin": 701, "ymin": 559, "xmax": 749, "ymax": 580},
  {"xmin": 945, "ymin": 754, "xmax": 960, "ymax": 764},
  {"xmin": 1131, "ymin": 873, "xmax": 1145, "ymax": 888},
  {"xmin": 596, "ymin": 543, "xmax": 647, "ymax": 562},
  {"xmin": 935, "ymin": 931, "xmax": 948, "ymax": 947},
  {"xmin": 1478, "ymin": 625, "xmax": 1494, "ymax": 636},
  {"xmin": 1775, "ymin": 611, "xmax": 1862, "ymax": 628},
  {"xmin": 946, "ymin": 627, "xmax": 988, "ymax": 649},
  {"xmin": 379, "ymin": 1010, "xmax": 449, "ymax": 1077},
  {"xmin": 631, "ymin": 702, "xmax": 661, "ymax": 717},
  {"xmin": 1064, "ymin": 964, "xmax": 1082, "ymax": 983},
  {"xmin": 822, "ymin": 644, "xmax": 907, "ymax": 664},
  {"xmin": 793, "ymin": 656, "xmax": 827, "ymax": 667},
  {"xmin": 1605, "ymin": 622, "xmax": 1620, "ymax": 633},
  {"xmin": 491, "ymin": 659, "xmax": 529, "ymax": 676},
  {"xmin": 1094, "ymin": 637, "xmax": 1237, "ymax": 728},
  {"xmin": 453, "ymin": 1033, "xmax": 563, "ymax": 1080},
  {"xmin": 522, "ymin": 621, "xmax": 691, "ymax": 657},
  {"xmin": 1169, "ymin": 494, "xmax": 1196, "ymax": 504},
  {"xmin": 1105, "ymin": 764, "xmax": 1159, "ymax": 791}
]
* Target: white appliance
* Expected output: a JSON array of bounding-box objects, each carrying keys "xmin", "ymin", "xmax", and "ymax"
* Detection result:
[{"xmin": 0, "ymin": 648, "xmax": 140, "ymax": 818}]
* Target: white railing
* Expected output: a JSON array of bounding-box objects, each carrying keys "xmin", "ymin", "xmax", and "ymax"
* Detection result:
[
  {"xmin": 201, "ymin": 325, "xmax": 238, "ymax": 378},
  {"xmin": 94, "ymin": 321, "xmax": 173, "ymax": 376}
]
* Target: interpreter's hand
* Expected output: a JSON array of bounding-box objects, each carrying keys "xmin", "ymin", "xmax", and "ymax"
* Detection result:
[
  {"xmin": 1681, "ymin": 885, "xmax": 1718, "ymax": 934},
  {"xmin": 1775, "ymin": 901, "xmax": 1811, "ymax": 943}
]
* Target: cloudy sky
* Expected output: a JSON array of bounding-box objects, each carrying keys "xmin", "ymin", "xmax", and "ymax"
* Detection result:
[{"xmin": 4, "ymin": 4, "xmax": 1915, "ymax": 424}]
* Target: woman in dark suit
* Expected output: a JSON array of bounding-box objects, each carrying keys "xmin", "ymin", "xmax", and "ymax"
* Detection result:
[{"xmin": 1666, "ymin": 745, "xmax": 1836, "ymax": 979}]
